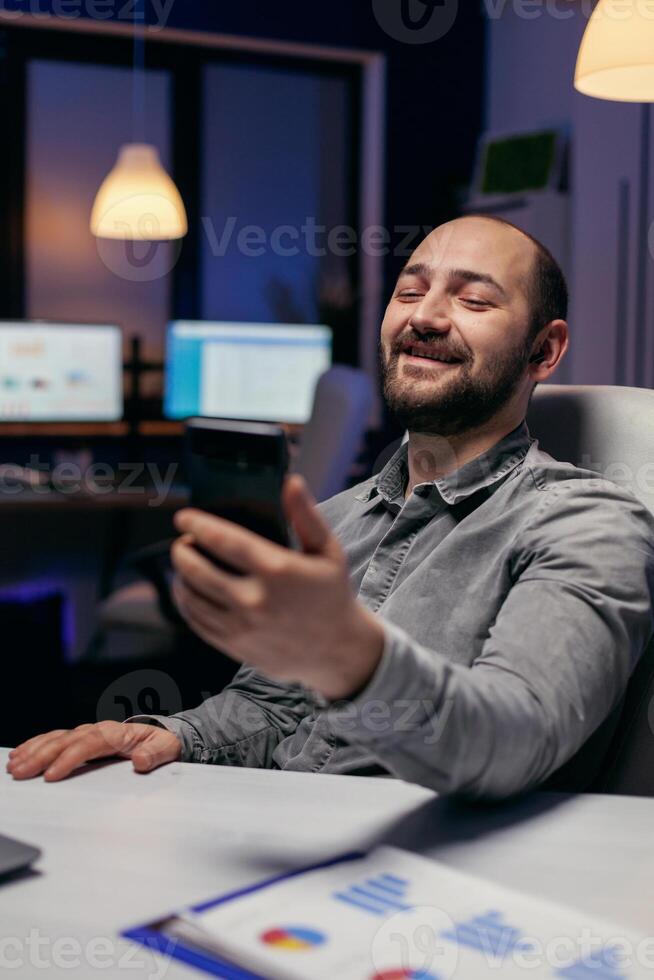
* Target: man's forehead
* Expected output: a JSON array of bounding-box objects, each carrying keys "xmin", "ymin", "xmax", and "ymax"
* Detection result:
[{"xmin": 406, "ymin": 218, "xmax": 535, "ymax": 283}]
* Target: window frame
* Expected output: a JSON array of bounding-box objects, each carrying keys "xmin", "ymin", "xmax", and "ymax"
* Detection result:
[{"xmin": 0, "ymin": 18, "xmax": 385, "ymax": 393}]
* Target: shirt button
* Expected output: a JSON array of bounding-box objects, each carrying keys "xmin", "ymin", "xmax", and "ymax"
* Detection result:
[{"xmin": 415, "ymin": 486, "xmax": 430, "ymax": 498}]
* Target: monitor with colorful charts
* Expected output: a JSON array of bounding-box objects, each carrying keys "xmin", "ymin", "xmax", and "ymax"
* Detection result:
[{"xmin": 0, "ymin": 321, "xmax": 123, "ymax": 422}]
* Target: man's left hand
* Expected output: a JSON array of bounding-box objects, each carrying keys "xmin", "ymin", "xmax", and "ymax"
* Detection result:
[{"xmin": 171, "ymin": 475, "xmax": 385, "ymax": 701}]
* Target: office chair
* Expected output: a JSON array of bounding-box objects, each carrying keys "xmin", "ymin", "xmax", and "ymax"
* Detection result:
[
  {"xmin": 292, "ymin": 365, "xmax": 375, "ymax": 502},
  {"xmin": 86, "ymin": 365, "xmax": 374, "ymax": 662},
  {"xmin": 526, "ymin": 384, "xmax": 654, "ymax": 797}
]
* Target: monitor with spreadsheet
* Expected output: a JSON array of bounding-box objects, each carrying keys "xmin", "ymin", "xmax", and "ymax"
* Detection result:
[
  {"xmin": 0, "ymin": 321, "xmax": 123, "ymax": 422},
  {"xmin": 164, "ymin": 321, "xmax": 333, "ymax": 424}
]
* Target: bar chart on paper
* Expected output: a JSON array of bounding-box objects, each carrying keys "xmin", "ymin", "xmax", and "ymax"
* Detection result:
[{"xmin": 126, "ymin": 846, "xmax": 650, "ymax": 980}]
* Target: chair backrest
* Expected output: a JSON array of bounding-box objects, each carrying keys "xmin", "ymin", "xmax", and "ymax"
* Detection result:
[
  {"xmin": 527, "ymin": 384, "xmax": 654, "ymax": 514},
  {"xmin": 293, "ymin": 366, "xmax": 375, "ymax": 502},
  {"xmin": 527, "ymin": 384, "xmax": 654, "ymax": 796}
]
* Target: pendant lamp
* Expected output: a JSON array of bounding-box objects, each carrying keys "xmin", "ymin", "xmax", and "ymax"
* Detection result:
[
  {"xmin": 90, "ymin": 7, "xmax": 187, "ymax": 240},
  {"xmin": 575, "ymin": 0, "xmax": 654, "ymax": 102},
  {"xmin": 90, "ymin": 143, "xmax": 187, "ymax": 240}
]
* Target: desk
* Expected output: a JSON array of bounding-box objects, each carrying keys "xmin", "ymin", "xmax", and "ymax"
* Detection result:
[{"xmin": 1, "ymin": 749, "xmax": 653, "ymax": 977}]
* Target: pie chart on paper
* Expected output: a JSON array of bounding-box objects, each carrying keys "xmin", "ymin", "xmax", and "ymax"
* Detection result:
[
  {"xmin": 260, "ymin": 925, "xmax": 327, "ymax": 951},
  {"xmin": 371, "ymin": 970, "xmax": 441, "ymax": 980}
]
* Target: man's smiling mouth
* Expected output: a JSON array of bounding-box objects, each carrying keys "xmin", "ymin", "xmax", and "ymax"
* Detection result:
[{"xmin": 401, "ymin": 345, "xmax": 464, "ymax": 365}]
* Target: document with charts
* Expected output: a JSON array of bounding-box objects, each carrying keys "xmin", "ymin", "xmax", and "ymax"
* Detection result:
[{"xmin": 127, "ymin": 845, "xmax": 652, "ymax": 980}]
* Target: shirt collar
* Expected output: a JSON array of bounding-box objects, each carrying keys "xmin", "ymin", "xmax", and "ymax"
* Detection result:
[{"xmin": 356, "ymin": 421, "xmax": 534, "ymax": 510}]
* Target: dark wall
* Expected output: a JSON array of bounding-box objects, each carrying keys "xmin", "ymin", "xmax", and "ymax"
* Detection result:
[{"xmin": 24, "ymin": 0, "xmax": 487, "ymax": 292}]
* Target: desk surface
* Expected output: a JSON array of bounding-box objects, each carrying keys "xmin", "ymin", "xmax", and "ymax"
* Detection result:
[{"xmin": 1, "ymin": 748, "xmax": 653, "ymax": 977}]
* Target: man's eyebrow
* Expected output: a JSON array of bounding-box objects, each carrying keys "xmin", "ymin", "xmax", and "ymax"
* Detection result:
[
  {"xmin": 398, "ymin": 262, "xmax": 432, "ymax": 280},
  {"xmin": 448, "ymin": 267, "xmax": 508, "ymax": 299}
]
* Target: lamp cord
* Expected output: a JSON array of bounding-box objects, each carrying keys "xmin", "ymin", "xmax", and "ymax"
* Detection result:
[{"xmin": 132, "ymin": 0, "xmax": 145, "ymax": 144}]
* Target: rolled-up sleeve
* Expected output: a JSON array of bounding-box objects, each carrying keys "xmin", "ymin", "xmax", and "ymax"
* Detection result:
[{"xmin": 326, "ymin": 480, "xmax": 654, "ymax": 798}]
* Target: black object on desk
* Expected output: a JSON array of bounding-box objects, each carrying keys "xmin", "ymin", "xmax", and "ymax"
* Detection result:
[{"xmin": 0, "ymin": 832, "xmax": 41, "ymax": 878}]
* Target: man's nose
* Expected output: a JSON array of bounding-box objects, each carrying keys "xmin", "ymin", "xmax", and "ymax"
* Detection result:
[{"xmin": 408, "ymin": 293, "xmax": 452, "ymax": 334}]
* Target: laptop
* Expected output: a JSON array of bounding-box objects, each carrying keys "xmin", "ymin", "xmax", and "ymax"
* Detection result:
[{"xmin": 0, "ymin": 832, "xmax": 41, "ymax": 877}]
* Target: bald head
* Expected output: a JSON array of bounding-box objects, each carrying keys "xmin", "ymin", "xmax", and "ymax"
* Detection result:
[{"xmin": 430, "ymin": 215, "xmax": 568, "ymax": 341}]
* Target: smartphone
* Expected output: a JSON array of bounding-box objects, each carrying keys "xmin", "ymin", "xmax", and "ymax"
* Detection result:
[{"xmin": 185, "ymin": 418, "xmax": 290, "ymax": 556}]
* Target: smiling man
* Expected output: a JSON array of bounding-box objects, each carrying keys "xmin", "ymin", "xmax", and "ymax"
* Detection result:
[{"xmin": 9, "ymin": 216, "xmax": 654, "ymax": 797}]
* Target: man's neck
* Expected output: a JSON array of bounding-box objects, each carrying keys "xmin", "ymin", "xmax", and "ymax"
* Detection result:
[{"xmin": 404, "ymin": 416, "xmax": 524, "ymax": 498}]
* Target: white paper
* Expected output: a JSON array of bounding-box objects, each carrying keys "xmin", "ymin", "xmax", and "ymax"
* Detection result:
[{"xmin": 178, "ymin": 846, "xmax": 651, "ymax": 979}]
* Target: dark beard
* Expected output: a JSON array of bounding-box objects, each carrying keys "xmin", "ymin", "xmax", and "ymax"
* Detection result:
[{"xmin": 380, "ymin": 336, "xmax": 531, "ymax": 437}]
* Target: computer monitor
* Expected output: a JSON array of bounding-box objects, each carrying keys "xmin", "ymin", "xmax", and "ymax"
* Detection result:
[
  {"xmin": 164, "ymin": 321, "xmax": 333, "ymax": 424},
  {"xmin": 0, "ymin": 321, "xmax": 123, "ymax": 422}
]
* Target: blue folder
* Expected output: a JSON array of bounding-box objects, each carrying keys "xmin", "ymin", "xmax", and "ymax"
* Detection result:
[{"xmin": 122, "ymin": 851, "xmax": 363, "ymax": 979}]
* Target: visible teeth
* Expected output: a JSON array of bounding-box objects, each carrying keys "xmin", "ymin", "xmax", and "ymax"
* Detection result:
[{"xmin": 408, "ymin": 347, "xmax": 457, "ymax": 363}]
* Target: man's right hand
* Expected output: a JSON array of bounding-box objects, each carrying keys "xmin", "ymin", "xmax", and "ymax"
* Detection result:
[{"xmin": 6, "ymin": 721, "xmax": 182, "ymax": 782}]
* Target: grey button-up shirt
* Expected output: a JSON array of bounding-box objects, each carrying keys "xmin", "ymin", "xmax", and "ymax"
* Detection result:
[{"xmin": 132, "ymin": 422, "xmax": 654, "ymax": 798}]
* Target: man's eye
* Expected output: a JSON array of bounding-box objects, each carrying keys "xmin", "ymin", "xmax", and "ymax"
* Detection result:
[
  {"xmin": 461, "ymin": 296, "xmax": 491, "ymax": 308},
  {"xmin": 398, "ymin": 290, "xmax": 422, "ymax": 300}
]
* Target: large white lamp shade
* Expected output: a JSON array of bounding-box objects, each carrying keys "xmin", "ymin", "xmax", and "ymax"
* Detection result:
[
  {"xmin": 90, "ymin": 143, "xmax": 187, "ymax": 240},
  {"xmin": 575, "ymin": 0, "xmax": 654, "ymax": 102}
]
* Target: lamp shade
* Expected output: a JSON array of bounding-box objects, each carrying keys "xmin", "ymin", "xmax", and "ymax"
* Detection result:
[
  {"xmin": 575, "ymin": 0, "xmax": 654, "ymax": 102},
  {"xmin": 90, "ymin": 143, "xmax": 187, "ymax": 240}
]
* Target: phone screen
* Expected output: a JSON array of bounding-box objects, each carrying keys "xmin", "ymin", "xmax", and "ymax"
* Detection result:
[{"xmin": 185, "ymin": 419, "xmax": 290, "ymax": 548}]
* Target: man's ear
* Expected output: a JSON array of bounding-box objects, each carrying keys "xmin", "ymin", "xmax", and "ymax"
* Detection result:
[{"xmin": 529, "ymin": 320, "xmax": 569, "ymax": 380}]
